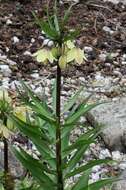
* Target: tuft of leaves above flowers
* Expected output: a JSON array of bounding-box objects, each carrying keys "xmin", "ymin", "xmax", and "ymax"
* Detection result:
[{"xmin": 32, "ymin": 0, "xmax": 87, "ymax": 69}]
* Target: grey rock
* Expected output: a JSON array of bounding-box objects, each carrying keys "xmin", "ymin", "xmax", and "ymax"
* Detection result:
[
  {"xmin": 113, "ymin": 70, "xmax": 122, "ymax": 78},
  {"xmin": 99, "ymin": 53, "xmax": 107, "ymax": 62},
  {"xmin": 102, "ymin": 26, "xmax": 114, "ymax": 35},
  {"xmin": 12, "ymin": 36, "xmax": 20, "ymax": 44},
  {"xmin": 84, "ymin": 46, "xmax": 93, "ymax": 53},
  {"xmin": 91, "ymin": 97, "xmax": 126, "ymax": 152},
  {"xmin": 6, "ymin": 19, "xmax": 12, "ymax": 25},
  {"xmin": 112, "ymin": 170, "xmax": 126, "ymax": 190},
  {"xmin": 0, "ymin": 64, "xmax": 12, "ymax": 77},
  {"xmin": 104, "ymin": 0, "xmax": 126, "ymax": 4}
]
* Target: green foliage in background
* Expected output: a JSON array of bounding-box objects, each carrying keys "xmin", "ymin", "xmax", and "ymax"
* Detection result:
[{"xmin": 9, "ymin": 81, "xmax": 118, "ymax": 190}]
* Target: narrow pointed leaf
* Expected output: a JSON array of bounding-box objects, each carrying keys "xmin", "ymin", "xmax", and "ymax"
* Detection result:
[
  {"xmin": 63, "ymin": 4, "xmax": 73, "ymax": 25},
  {"xmin": 81, "ymin": 178, "xmax": 119, "ymax": 190},
  {"xmin": 33, "ymin": 12, "xmax": 59, "ymax": 40},
  {"xmin": 72, "ymin": 169, "xmax": 91, "ymax": 190},
  {"xmin": 65, "ymin": 103, "xmax": 100, "ymax": 126},
  {"xmin": 62, "ymin": 139, "xmax": 94, "ymax": 158},
  {"xmin": 62, "ymin": 87, "xmax": 83, "ymax": 114},
  {"xmin": 13, "ymin": 148, "xmax": 56, "ymax": 189},
  {"xmin": 65, "ymin": 159, "xmax": 113, "ymax": 179}
]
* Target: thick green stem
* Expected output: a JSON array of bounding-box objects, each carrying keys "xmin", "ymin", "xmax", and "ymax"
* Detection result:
[
  {"xmin": 56, "ymin": 64, "xmax": 64, "ymax": 190},
  {"xmin": 3, "ymin": 137, "xmax": 9, "ymax": 174}
]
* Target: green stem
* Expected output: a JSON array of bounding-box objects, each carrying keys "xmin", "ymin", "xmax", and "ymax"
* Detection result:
[
  {"xmin": 56, "ymin": 64, "xmax": 64, "ymax": 190},
  {"xmin": 3, "ymin": 137, "xmax": 9, "ymax": 174}
]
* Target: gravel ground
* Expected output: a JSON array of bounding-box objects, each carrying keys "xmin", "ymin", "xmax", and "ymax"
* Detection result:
[{"xmin": 0, "ymin": 0, "xmax": 126, "ymax": 189}]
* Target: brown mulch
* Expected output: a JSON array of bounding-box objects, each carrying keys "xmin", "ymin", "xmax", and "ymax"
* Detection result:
[{"xmin": 0, "ymin": 0, "xmax": 126, "ymax": 77}]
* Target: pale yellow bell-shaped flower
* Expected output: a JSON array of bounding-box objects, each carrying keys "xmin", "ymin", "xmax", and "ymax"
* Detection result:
[
  {"xmin": 67, "ymin": 47, "xmax": 87, "ymax": 65},
  {"xmin": 59, "ymin": 55, "xmax": 67, "ymax": 69},
  {"xmin": 0, "ymin": 120, "xmax": 12, "ymax": 139},
  {"xmin": 7, "ymin": 106, "xmax": 30, "ymax": 131},
  {"xmin": 33, "ymin": 49, "xmax": 55, "ymax": 64},
  {"xmin": 65, "ymin": 40, "xmax": 75, "ymax": 49},
  {"xmin": 0, "ymin": 89, "xmax": 12, "ymax": 103}
]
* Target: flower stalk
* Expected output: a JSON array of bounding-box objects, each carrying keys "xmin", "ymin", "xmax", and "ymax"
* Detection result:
[{"xmin": 56, "ymin": 63, "xmax": 64, "ymax": 190}]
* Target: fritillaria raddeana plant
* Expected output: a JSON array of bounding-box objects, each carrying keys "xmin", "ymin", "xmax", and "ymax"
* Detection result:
[{"xmin": 8, "ymin": 1, "xmax": 118, "ymax": 190}]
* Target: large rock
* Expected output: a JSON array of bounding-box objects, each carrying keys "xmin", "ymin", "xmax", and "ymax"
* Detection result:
[
  {"xmin": 91, "ymin": 97, "xmax": 126, "ymax": 152},
  {"xmin": 104, "ymin": 0, "xmax": 126, "ymax": 4},
  {"xmin": 112, "ymin": 170, "xmax": 126, "ymax": 190}
]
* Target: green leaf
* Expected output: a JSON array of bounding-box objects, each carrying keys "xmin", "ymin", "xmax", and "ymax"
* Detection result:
[
  {"xmin": 18, "ymin": 80, "xmax": 56, "ymax": 124},
  {"xmin": 54, "ymin": 14, "xmax": 60, "ymax": 34},
  {"xmin": 62, "ymin": 87, "xmax": 83, "ymax": 114},
  {"xmin": 81, "ymin": 177, "xmax": 119, "ymax": 190},
  {"xmin": 33, "ymin": 12, "xmax": 59, "ymax": 40},
  {"xmin": 71, "ymin": 169, "xmax": 91, "ymax": 190},
  {"xmin": 13, "ymin": 147, "xmax": 56, "ymax": 190},
  {"xmin": 65, "ymin": 159, "xmax": 113, "ymax": 179},
  {"xmin": 10, "ymin": 115, "xmax": 56, "ymax": 168},
  {"xmin": 62, "ymin": 139, "xmax": 94, "ymax": 158},
  {"xmin": 63, "ymin": 4, "xmax": 73, "ymax": 26},
  {"xmin": 65, "ymin": 103, "xmax": 100, "ymax": 126},
  {"xmin": 64, "ymin": 141, "xmax": 92, "ymax": 173},
  {"xmin": 64, "ymin": 30, "xmax": 80, "ymax": 42}
]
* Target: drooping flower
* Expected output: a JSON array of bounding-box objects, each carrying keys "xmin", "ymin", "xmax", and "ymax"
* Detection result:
[
  {"xmin": 59, "ymin": 55, "xmax": 67, "ymax": 70},
  {"xmin": 67, "ymin": 47, "xmax": 87, "ymax": 65},
  {"xmin": 0, "ymin": 122, "xmax": 12, "ymax": 139},
  {"xmin": 65, "ymin": 40, "xmax": 75, "ymax": 49},
  {"xmin": 7, "ymin": 106, "xmax": 30, "ymax": 131},
  {"xmin": 0, "ymin": 89, "xmax": 11, "ymax": 103},
  {"xmin": 33, "ymin": 49, "xmax": 55, "ymax": 64},
  {"xmin": 33, "ymin": 40, "xmax": 87, "ymax": 69}
]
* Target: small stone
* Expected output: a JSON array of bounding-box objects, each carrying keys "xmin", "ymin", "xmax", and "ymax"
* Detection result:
[
  {"xmin": 47, "ymin": 40, "xmax": 54, "ymax": 47},
  {"xmin": 92, "ymin": 165, "xmax": 101, "ymax": 173},
  {"xmin": 113, "ymin": 70, "xmax": 122, "ymax": 78},
  {"xmin": 10, "ymin": 80, "xmax": 20, "ymax": 90},
  {"xmin": 31, "ymin": 38, "xmax": 35, "ymax": 43},
  {"xmin": 6, "ymin": 19, "xmax": 12, "ymax": 25},
  {"xmin": 111, "ymin": 53, "xmax": 119, "ymax": 58},
  {"xmin": 38, "ymin": 35, "xmax": 45, "ymax": 40},
  {"xmin": 43, "ymin": 39, "xmax": 50, "ymax": 46},
  {"xmin": 119, "ymin": 162, "xmax": 126, "ymax": 170},
  {"xmin": 102, "ymin": 26, "xmax": 114, "ymax": 34},
  {"xmin": 34, "ymin": 86, "xmax": 43, "ymax": 94},
  {"xmin": 31, "ymin": 73, "xmax": 39, "ymax": 79},
  {"xmin": 91, "ymin": 172, "xmax": 100, "ymax": 182},
  {"xmin": 105, "ymin": 62, "xmax": 111, "ymax": 67},
  {"xmin": 12, "ymin": 36, "xmax": 20, "ymax": 44},
  {"xmin": 122, "ymin": 54, "xmax": 126, "ymax": 60},
  {"xmin": 99, "ymin": 53, "xmax": 107, "ymax": 62},
  {"xmin": 112, "ymin": 151, "xmax": 122, "ymax": 161},
  {"xmin": 122, "ymin": 61, "xmax": 126, "ymax": 65},
  {"xmin": 59, "ymin": 0, "xmax": 64, "ymax": 5},
  {"xmin": 23, "ymin": 51, "xmax": 32, "ymax": 56},
  {"xmin": 99, "ymin": 149, "xmax": 111, "ymax": 159},
  {"xmin": 0, "ymin": 65, "xmax": 12, "ymax": 77},
  {"xmin": 84, "ymin": 46, "xmax": 93, "ymax": 53},
  {"xmin": 79, "ymin": 77, "xmax": 86, "ymax": 83},
  {"xmin": 120, "ymin": 78, "xmax": 126, "ymax": 86}
]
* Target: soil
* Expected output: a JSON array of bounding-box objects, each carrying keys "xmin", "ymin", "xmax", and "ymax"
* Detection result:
[{"xmin": 0, "ymin": 0, "xmax": 126, "ymax": 77}]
